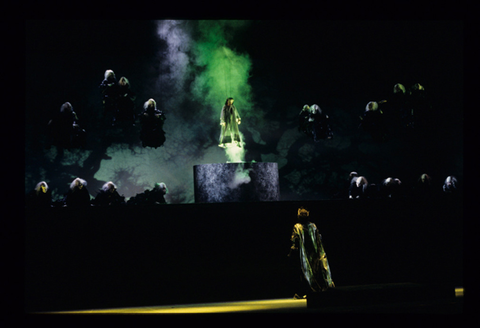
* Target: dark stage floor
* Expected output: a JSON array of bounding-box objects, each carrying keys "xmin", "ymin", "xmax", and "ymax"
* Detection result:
[
  {"xmin": 37, "ymin": 285, "xmax": 464, "ymax": 314},
  {"xmin": 25, "ymin": 198, "xmax": 463, "ymax": 313}
]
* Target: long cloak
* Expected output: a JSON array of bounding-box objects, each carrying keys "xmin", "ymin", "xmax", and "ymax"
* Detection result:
[
  {"xmin": 291, "ymin": 221, "xmax": 335, "ymax": 292},
  {"xmin": 219, "ymin": 105, "xmax": 242, "ymax": 145}
]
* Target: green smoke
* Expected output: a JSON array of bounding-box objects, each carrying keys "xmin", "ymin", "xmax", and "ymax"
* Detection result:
[
  {"xmin": 190, "ymin": 20, "xmax": 255, "ymax": 124},
  {"xmin": 188, "ymin": 20, "xmax": 256, "ymax": 162}
]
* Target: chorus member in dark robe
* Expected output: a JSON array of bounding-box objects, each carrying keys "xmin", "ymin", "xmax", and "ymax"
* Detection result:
[
  {"xmin": 378, "ymin": 177, "xmax": 403, "ymax": 199},
  {"xmin": 127, "ymin": 182, "xmax": 168, "ymax": 206},
  {"xmin": 219, "ymin": 97, "xmax": 242, "ymax": 148},
  {"xmin": 140, "ymin": 98, "xmax": 166, "ymax": 148},
  {"xmin": 383, "ymin": 83, "xmax": 413, "ymax": 134},
  {"xmin": 99, "ymin": 69, "xmax": 119, "ymax": 124},
  {"xmin": 309, "ymin": 104, "xmax": 333, "ymax": 141},
  {"xmin": 289, "ymin": 207, "xmax": 335, "ymax": 298},
  {"xmin": 349, "ymin": 175, "xmax": 368, "ymax": 199},
  {"xmin": 412, "ymin": 173, "xmax": 434, "ymax": 199},
  {"xmin": 116, "ymin": 76, "xmax": 136, "ymax": 126},
  {"xmin": 298, "ymin": 105, "xmax": 312, "ymax": 137},
  {"xmin": 25, "ymin": 181, "xmax": 52, "ymax": 208},
  {"xmin": 359, "ymin": 101, "xmax": 387, "ymax": 141},
  {"xmin": 332, "ymin": 171, "xmax": 358, "ymax": 199},
  {"xmin": 64, "ymin": 177, "xmax": 91, "ymax": 207},
  {"xmin": 442, "ymin": 176, "xmax": 461, "ymax": 199},
  {"xmin": 47, "ymin": 102, "xmax": 80, "ymax": 149},
  {"xmin": 394, "ymin": 83, "xmax": 414, "ymax": 131},
  {"xmin": 148, "ymin": 182, "xmax": 168, "ymax": 205},
  {"xmin": 92, "ymin": 181, "xmax": 125, "ymax": 206},
  {"xmin": 407, "ymin": 83, "xmax": 430, "ymax": 132}
]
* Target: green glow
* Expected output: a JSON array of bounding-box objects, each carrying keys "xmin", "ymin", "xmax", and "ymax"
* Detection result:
[
  {"xmin": 190, "ymin": 20, "xmax": 253, "ymax": 162},
  {"xmin": 190, "ymin": 21, "xmax": 253, "ymax": 121}
]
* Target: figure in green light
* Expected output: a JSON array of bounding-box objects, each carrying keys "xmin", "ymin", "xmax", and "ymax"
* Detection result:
[{"xmin": 219, "ymin": 97, "xmax": 242, "ymax": 148}]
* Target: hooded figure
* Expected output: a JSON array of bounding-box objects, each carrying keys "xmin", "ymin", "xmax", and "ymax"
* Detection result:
[
  {"xmin": 219, "ymin": 97, "xmax": 242, "ymax": 148},
  {"xmin": 47, "ymin": 102, "xmax": 85, "ymax": 149},
  {"xmin": 25, "ymin": 181, "xmax": 52, "ymax": 208},
  {"xmin": 359, "ymin": 101, "xmax": 387, "ymax": 141},
  {"xmin": 99, "ymin": 69, "xmax": 119, "ymax": 113},
  {"xmin": 64, "ymin": 177, "xmax": 91, "ymax": 207},
  {"xmin": 413, "ymin": 173, "xmax": 434, "ymax": 199},
  {"xmin": 309, "ymin": 104, "xmax": 333, "ymax": 141},
  {"xmin": 443, "ymin": 176, "xmax": 458, "ymax": 193},
  {"xmin": 384, "ymin": 83, "xmax": 412, "ymax": 133},
  {"xmin": 379, "ymin": 177, "xmax": 403, "ymax": 199},
  {"xmin": 349, "ymin": 175, "xmax": 368, "ymax": 199},
  {"xmin": 289, "ymin": 207, "xmax": 335, "ymax": 295},
  {"xmin": 150, "ymin": 182, "xmax": 168, "ymax": 204},
  {"xmin": 116, "ymin": 76, "xmax": 136, "ymax": 126},
  {"xmin": 92, "ymin": 181, "xmax": 125, "ymax": 206},
  {"xmin": 298, "ymin": 104, "xmax": 312, "ymax": 136},
  {"xmin": 140, "ymin": 98, "xmax": 166, "ymax": 148},
  {"xmin": 408, "ymin": 83, "xmax": 430, "ymax": 132}
]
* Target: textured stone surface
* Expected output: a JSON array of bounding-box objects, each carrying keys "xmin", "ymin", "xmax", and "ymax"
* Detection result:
[{"xmin": 194, "ymin": 162, "xmax": 280, "ymax": 203}]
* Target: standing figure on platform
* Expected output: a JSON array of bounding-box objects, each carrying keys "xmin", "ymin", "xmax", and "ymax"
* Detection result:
[
  {"xmin": 64, "ymin": 177, "xmax": 91, "ymax": 207},
  {"xmin": 99, "ymin": 69, "xmax": 119, "ymax": 125},
  {"xmin": 140, "ymin": 98, "xmax": 166, "ymax": 148},
  {"xmin": 116, "ymin": 76, "xmax": 136, "ymax": 126},
  {"xmin": 289, "ymin": 207, "xmax": 335, "ymax": 298},
  {"xmin": 309, "ymin": 104, "xmax": 333, "ymax": 141},
  {"xmin": 25, "ymin": 181, "xmax": 52, "ymax": 208},
  {"xmin": 219, "ymin": 97, "xmax": 242, "ymax": 148},
  {"xmin": 359, "ymin": 101, "xmax": 387, "ymax": 141},
  {"xmin": 92, "ymin": 181, "xmax": 126, "ymax": 206}
]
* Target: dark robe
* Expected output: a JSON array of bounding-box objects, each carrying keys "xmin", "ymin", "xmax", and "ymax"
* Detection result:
[
  {"xmin": 298, "ymin": 109, "xmax": 312, "ymax": 136},
  {"xmin": 140, "ymin": 108, "xmax": 166, "ymax": 148},
  {"xmin": 359, "ymin": 104, "xmax": 387, "ymax": 141},
  {"xmin": 378, "ymin": 179, "xmax": 403, "ymax": 199},
  {"xmin": 412, "ymin": 176, "xmax": 435, "ymax": 200},
  {"xmin": 93, "ymin": 190, "xmax": 125, "ymax": 206},
  {"xmin": 219, "ymin": 105, "xmax": 242, "ymax": 145},
  {"xmin": 407, "ymin": 87, "xmax": 430, "ymax": 132},
  {"xmin": 310, "ymin": 111, "xmax": 333, "ymax": 141},
  {"xmin": 116, "ymin": 84, "xmax": 136, "ymax": 124},
  {"xmin": 99, "ymin": 76, "xmax": 119, "ymax": 112},
  {"xmin": 25, "ymin": 189, "xmax": 52, "ymax": 208},
  {"xmin": 290, "ymin": 220, "xmax": 335, "ymax": 292},
  {"xmin": 349, "ymin": 177, "xmax": 368, "ymax": 199},
  {"xmin": 64, "ymin": 187, "xmax": 91, "ymax": 207},
  {"xmin": 47, "ymin": 109, "xmax": 78, "ymax": 149},
  {"xmin": 145, "ymin": 189, "xmax": 166, "ymax": 205}
]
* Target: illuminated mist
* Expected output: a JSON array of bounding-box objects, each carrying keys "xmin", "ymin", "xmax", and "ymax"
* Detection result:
[
  {"xmin": 157, "ymin": 20, "xmax": 254, "ymax": 163},
  {"xmin": 25, "ymin": 21, "xmax": 463, "ymax": 204}
]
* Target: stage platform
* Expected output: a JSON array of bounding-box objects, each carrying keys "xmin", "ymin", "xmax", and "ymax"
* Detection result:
[
  {"xmin": 25, "ymin": 198, "xmax": 463, "ymax": 313},
  {"xmin": 37, "ymin": 285, "xmax": 464, "ymax": 314}
]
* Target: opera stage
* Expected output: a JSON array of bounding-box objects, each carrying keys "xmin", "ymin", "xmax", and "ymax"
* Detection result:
[
  {"xmin": 25, "ymin": 197, "xmax": 463, "ymax": 314},
  {"xmin": 41, "ymin": 285, "xmax": 464, "ymax": 313}
]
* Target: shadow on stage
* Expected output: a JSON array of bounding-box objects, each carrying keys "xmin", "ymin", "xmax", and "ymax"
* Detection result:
[{"xmin": 25, "ymin": 197, "xmax": 462, "ymax": 313}]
